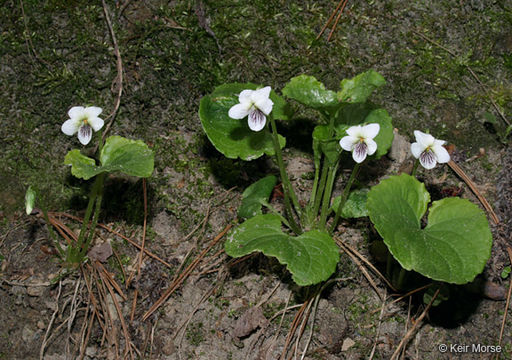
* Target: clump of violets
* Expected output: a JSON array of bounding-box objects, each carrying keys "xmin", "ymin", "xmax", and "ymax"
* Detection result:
[
  {"xmin": 339, "ymin": 123, "xmax": 380, "ymax": 163},
  {"xmin": 228, "ymin": 86, "xmax": 273, "ymax": 131},
  {"xmin": 61, "ymin": 106, "xmax": 104, "ymax": 145},
  {"xmin": 411, "ymin": 130, "xmax": 450, "ymax": 169}
]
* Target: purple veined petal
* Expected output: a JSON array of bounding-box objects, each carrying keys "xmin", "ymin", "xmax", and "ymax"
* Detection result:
[
  {"xmin": 361, "ymin": 123, "xmax": 380, "ymax": 139},
  {"xmin": 84, "ymin": 106, "xmax": 102, "ymax": 118},
  {"xmin": 352, "ymin": 142, "xmax": 368, "ymax": 163},
  {"xmin": 365, "ymin": 138, "xmax": 378, "ymax": 156},
  {"xmin": 410, "ymin": 142, "xmax": 424, "ymax": 159},
  {"xmin": 88, "ymin": 117, "xmax": 105, "ymax": 132},
  {"xmin": 68, "ymin": 106, "xmax": 85, "ymax": 119},
  {"xmin": 228, "ymin": 103, "xmax": 251, "ymax": 119},
  {"xmin": 432, "ymin": 144, "xmax": 450, "ymax": 163},
  {"xmin": 77, "ymin": 124, "xmax": 93, "ymax": 145},
  {"xmin": 61, "ymin": 118, "xmax": 80, "ymax": 135},
  {"xmin": 414, "ymin": 130, "xmax": 435, "ymax": 147},
  {"xmin": 419, "ymin": 149, "xmax": 437, "ymax": 169},
  {"xmin": 247, "ymin": 109, "xmax": 267, "ymax": 131},
  {"xmin": 238, "ymin": 89, "xmax": 254, "ymax": 104},
  {"xmin": 339, "ymin": 136, "xmax": 356, "ymax": 152},
  {"xmin": 346, "ymin": 125, "xmax": 363, "ymax": 138}
]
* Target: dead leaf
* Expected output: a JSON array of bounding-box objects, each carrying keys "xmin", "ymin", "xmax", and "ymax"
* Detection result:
[
  {"xmin": 88, "ymin": 242, "xmax": 113, "ymax": 263},
  {"xmin": 233, "ymin": 306, "xmax": 269, "ymax": 338}
]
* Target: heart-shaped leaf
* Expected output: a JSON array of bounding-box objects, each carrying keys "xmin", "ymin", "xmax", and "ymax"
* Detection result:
[
  {"xmin": 64, "ymin": 136, "xmax": 154, "ymax": 180},
  {"xmin": 282, "ymin": 75, "xmax": 340, "ymax": 113},
  {"xmin": 337, "ymin": 69, "xmax": 386, "ymax": 103},
  {"xmin": 367, "ymin": 174, "xmax": 492, "ymax": 284},
  {"xmin": 238, "ymin": 175, "xmax": 277, "ymax": 219},
  {"xmin": 225, "ymin": 214, "xmax": 340, "ymax": 286},
  {"xmin": 199, "ymin": 83, "xmax": 288, "ymax": 161},
  {"xmin": 335, "ymin": 103, "xmax": 393, "ymax": 159},
  {"xmin": 331, "ymin": 188, "xmax": 369, "ymax": 218}
]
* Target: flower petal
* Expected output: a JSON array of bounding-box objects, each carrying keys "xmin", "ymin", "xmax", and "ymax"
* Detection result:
[
  {"xmin": 365, "ymin": 138, "xmax": 378, "ymax": 156},
  {"xmin": 248, "ymin": 109, "xmax": 266, "ymax": 131},
  {"xmin": 238, "ymin": 89, "xmax": 254, "ymax": 104},
  {"xmin": 84, "ymin": 106, "xmax": 102, "ymax": 118},
  {"xmin": 339, "ymin": 136, "xmax": 356, "ymax": 152},
  {"xmin": 352, "ymin": 142, "xmax": 368, "ymax": 163},
  {"xmin": 62, "ymin": 118, "xmax": 80, "ymax": 135},
  {"xmin": 68, "ymin": 106, "xmax": 85, "ymax": 119},
  {"xmin": 255, "ymin": 98, "xmax": 273, "ymax": 115},
  {"xmin": 88, "ymin": 117, "xmax": 104, "ymax": 132},
  {"xmin": 346, "ymin": 125, "xmax": 363, "ymax": 138},
  {"xmin": 77, "ymin": 125, "xmax": 93, "ymax": 145},
  {"xmin": 414, "ymin": 130, "xmax": 435, "ymax": 147},
  {"xmin": 419, "ymin": 150, "xmax": 437, "ymax": 169},
  {"xmin": 361, "ymin": 123, "xmax": 380, "ymax": 139},
  {"xmin": 254, "ymin": 86, "xmax": 271, "ymax": 99},
  {"xmin": 432, "ymin": 144, "xmax": 450, "ymax": 164},
  {"xmin": 228, "ymin": 103, "xmax": 251, "ymax": 119},
  {"xmin": 410, "ymin": 142, "xmax": 424, "ymax": 159}
]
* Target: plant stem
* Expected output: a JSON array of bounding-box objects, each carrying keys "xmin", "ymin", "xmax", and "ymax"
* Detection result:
[
  {"xmin": 396, "ymin": 267, "xmax": 408, "ymax": 290},
  {"xmin": 411, "ymin": 159, "xmax": 419, "ymax": 177},
  {"xmin": 319, "ymin": 162, "xmax": 338, "ymax": 229},
  {"xmin": 81, "ymin": 172, "xmax": 105, "ymax": 259},
  {"xmin": 261, "ymin": 201, "xmax": 291, "ymax": 229},
  {"xmin": 268, "ymin": 115, "xmax": 302, "ymax": 234},
  {"xmin": 312, "ymin": 162, "xmax": 329, "ymax": 220},
  {"xmin": 330, "ymin": 162, "xmax": 360, "ymax": 234}
]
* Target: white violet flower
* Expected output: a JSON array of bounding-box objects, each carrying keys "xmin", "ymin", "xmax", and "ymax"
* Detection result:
[
  {"xmin": 228, "ymin": 86, "xmax": 274, "ymax": 132},
  {"xmin": 61, "ymin": 106, "xmax": 104, "ymax": 145},
  {"xmin": 339, "ymin": 123, "xmax": 380, "ymax": 163},
  {"xmin": 410, "ymin": 130, "xmax": 450, "ymax": 169}
]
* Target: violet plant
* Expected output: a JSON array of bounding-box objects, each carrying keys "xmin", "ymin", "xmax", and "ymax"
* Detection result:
[
  {"xmin": 200, "ymin": 70, "xmax": 493, "ymax": 288},
  {"xmin": 25, "ymin": 106, "xmax": 154, "ymax": 268}
]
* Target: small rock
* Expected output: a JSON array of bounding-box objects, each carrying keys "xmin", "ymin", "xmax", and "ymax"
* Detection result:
[
  {"xmin": 22, "ymin": 325, "xmax": 35, "ymax": 342},
  {"xmin": 85, "ymin": 346, "xmax": 97, "ymax": 357},
  {"xmin": 37, "ymin": 320, "xmax": 46, "ymax": 330},
  {"xmin": 341, "ymin": 337, "xmax": 356, "ymax": 351},
  {"xmin": 389, "ymin": 129, "xmax": 410, "ymax": 163},
  {"xmin": 27, "ymin": 286, "xmax": 45, "ymax": 297},
  {"xmin": 233, "ymin": 306, "xmax": 269, "ymax": 338}
]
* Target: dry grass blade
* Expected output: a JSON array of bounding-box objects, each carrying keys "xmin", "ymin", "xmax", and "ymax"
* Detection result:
[
  {"xmin": 390, "ymin": 288, "xmax": 440, "ymax": 360},
  {"xmin": 96, "ymin": 261, "xmax": 127, "ymax": 301},
  {"xmin": 368, "ymin": 290, "xmax": 388, "ymax": 360},
  {"xmin": 497, "ymin": 246, "xmax": 512, "ymax": 359},
  {"xmin": 371, "ymin": 284, "xmax": 431, "ymax": 315},
  {"xmin": 100, "ymin": 0, "xmax": 124, "ymax": 143},
  {"xmin": 39, "ymin": 280, "xmax": 62, "ymax": 360},
  {"xmin": 447, "ymin": 160, "xmax": 500, "ymax": 224},
  {"xmin": 327, "ymin": 0, "xmax": 349, "ymax": 42},
  {"xmin": 97, "ymin": 262, "xmax": 133, "ymax": 359},
  {"xmin": 52, "ymin": 212, "xmax": 174, "ymax": 268},
  {"xmin": 142, "ymin": 224, "xmax": 232, "ymax": 320},
  {"xmin": 279, "ymin": 299, "xmax": 309, "ymax": 360},
  {"xmin": 316, "ymin": 0, "xmax": 345, "ymax": 40},
  {"xmin": 136, "ymin": 178, "xmax": 148, "ymax": 279}
]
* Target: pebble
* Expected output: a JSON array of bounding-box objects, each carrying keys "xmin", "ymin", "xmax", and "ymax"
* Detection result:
[{"xmin": 27, "ymin": 286, "xmax": 45, "ymax": 297}]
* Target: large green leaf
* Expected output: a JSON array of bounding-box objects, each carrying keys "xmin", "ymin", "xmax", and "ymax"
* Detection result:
[
  {"xmin": 367, "ymin": 174, "xmax": 492, "ymax": 284},
  {"xmin": 199, "ymin": 83, "xmax": 287, "ymax": 161},
  {"xmin": 238, "ymin": 175, "xmax": 277, "ymax": 219},
  {"xmin": 337, "ymin": 69, "xmax": 386, "ymax": 103},
  {"xmin": 282, "ymin": 75, "xmax": 340, "ymax": 113},
  {"xmin": 64, "ymin": 136, "xmax": 154, "ymax": 180},
  {"xmin": 335, "ymin": 103, "xmax": 394, "ymax": 159},
  {"xmin": 225, "ymin": 214, "xmax": 340, "ymax": 286},
  {"xmin": 331, "ymin": 189, "xmax": 369, "ymax": 218}
]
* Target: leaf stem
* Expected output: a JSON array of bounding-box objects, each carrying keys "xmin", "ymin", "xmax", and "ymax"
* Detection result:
[
  {"xmin": 81, "ymin": 172, "xmax": 105, "ymax": 259},
  {"xmin": 319, "ymin": 162, "xmax": 339, "ymax": 229},
  {"xmin": 330, "ymin": 162, "xmax": 360, "ymax": 234},
  {"xmin": 268, "ymin": 115, "xmax": 302, "ymax": 234},
  {"xmin": 411, "ymin": 159, "xmax": 419, "ymax": 177}
]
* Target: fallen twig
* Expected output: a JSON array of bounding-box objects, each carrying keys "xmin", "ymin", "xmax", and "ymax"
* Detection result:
[{"xmin": 497, "ymin": 246, "xmax": 512, "ymax": 359}]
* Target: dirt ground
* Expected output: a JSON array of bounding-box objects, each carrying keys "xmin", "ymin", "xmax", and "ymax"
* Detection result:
[{"xmin": 1, "ymin": 0, "xmax": 512, "ymax": 359}]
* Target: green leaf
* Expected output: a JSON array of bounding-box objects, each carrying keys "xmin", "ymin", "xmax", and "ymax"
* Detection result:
[
  {"xmin": 331, "ymin": 189, "xmax": 369, "ymax": 218},
  {"xmin": 367, "ymin": 174, "xmax": 492, "ymax": 284},
  {"xmin": 199, "ymin": 83, "xmax": 287, "ymax": 161},
  {"xmin": 99, "ymin": 136, "xmax": 154, "ymax": 178},
  {"xmin": 225, "ymin": 214, "xmax": 340, "ymax": 286},
  {"xmin": 312, "ymin": 125, "xmax": 341, "ymax": 165},
  {"xmin": 64, "ymin": 136, "xmax": 154, "ymax": 180},
  {"xmin": 25, "ymin": 186, "xmax": 36, "ymax": 215},
  {"xmin": 282, "ymin": 75, "xmax": 339, "ymax": 112},
  {"xmin": 238, "ymin": 175, "xmax": 277, "ymax": 219},
  {"xmin": 64, "ymin": 149, "xmax": 101, "ymax": 180},
  {"xmin": 335, "ymin": 103, "xmax": 394, "ymax": 158},
  {"xmin": 337, "ymin": 69, "xmax": 386, "ymax": 103}
]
